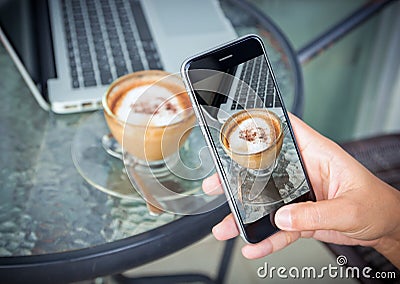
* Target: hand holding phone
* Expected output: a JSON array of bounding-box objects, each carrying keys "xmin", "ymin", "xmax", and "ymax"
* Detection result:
[{"xmin": 181, "ymin": 34, "xmax": 315, "ymax": 243}]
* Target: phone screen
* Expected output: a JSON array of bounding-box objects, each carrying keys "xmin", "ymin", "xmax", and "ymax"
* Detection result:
[{"xmin": 183, "ymin": 35, "xmax": 315, "ymax": 243}]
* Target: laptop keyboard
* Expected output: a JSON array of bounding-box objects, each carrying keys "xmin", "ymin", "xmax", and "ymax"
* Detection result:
[
  {"xmin": 231, "ymin": 55, "xmax": 281, "ymax": 110},
  {"xmin": 62, "ymin": 0, "xmax": 163, "ymax": 89}
]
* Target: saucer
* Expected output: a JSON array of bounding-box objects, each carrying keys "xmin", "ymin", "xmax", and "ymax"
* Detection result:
[
  {"xmin": 72, "ymin": 111, "xmax": 217, "ymax": 205},
  {"xmin": 72, "ymin": 111, "xmax": 139, "ymax": 200}
]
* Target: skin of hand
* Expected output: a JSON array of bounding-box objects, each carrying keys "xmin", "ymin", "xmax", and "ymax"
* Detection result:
[{"xmin": 203, "ymin": 114, "xmax": 400, "ymax": 268}]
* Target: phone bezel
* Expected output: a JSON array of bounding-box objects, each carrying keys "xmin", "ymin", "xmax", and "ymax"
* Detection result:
[{"xmin": 181, "ymin": 34, "xmax": 315, "ymax": 243}]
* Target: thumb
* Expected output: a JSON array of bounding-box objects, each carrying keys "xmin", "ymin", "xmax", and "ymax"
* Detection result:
[{"xmin": 275, "ymin": 198, "xmax": 353, "ymax": 232}]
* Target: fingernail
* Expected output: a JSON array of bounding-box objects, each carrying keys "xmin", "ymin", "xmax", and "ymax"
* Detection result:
[
  {"xmin": 212, "ymin": 222, "xmax": 224, "ymax": 235},
  {"xmin": 212, "ymin": 224, "xmax": 224, "ymax": 241},
  {"xmin": 275, "ymin": 206, "xmax": 292, "ymax": 230},
  {"xmin": 212, "ymin": 224, "xmax": 219, "ymax": 235},
  {"xmin": 242, "ymin": 242, "xmax": 273, "ymax": 259}
]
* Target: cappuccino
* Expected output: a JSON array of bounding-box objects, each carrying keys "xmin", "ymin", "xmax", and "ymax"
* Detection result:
[
  {"xmin": 112, "ymin": 81, "xmax": 191, "ymax": 127},
  {"xmin": 103, "ymin": 70, "xmax": 195, "ymax": 162},
  {"xmin": 227, "ymin": 116, "xmax": 276, "ymax": 155},
  {"xmin": 221, "ymin": 109, "xmax": 283, "ymax": 170}
]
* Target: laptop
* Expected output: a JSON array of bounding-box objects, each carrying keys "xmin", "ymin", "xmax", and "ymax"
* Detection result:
[
  {"xmin": 191, "ymin": 54, "xmax": 283, "ymax": 126},
  {"xmin": 217, "ymin": 54, "xmax": 282, "ymax": 121},
  {"xmin": 0, "ymin": 0, "xmax": 237, "ymax": 113}
]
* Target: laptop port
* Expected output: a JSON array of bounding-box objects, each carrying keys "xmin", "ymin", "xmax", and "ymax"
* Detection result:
[{"xmin": 82, "ymin": 102, "xmax": 94, "ymax": 108}]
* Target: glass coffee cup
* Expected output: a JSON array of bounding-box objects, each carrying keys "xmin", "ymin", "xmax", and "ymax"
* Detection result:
[
  {"xmin": 103, "ymin": 70, "xmax": 196, "ymax": 173},
  {"xmin": 220, "ymin": 108, "xmax": 283, "ymax": 201}
]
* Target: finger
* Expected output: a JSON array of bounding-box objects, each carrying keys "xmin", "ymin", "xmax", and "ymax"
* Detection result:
[
  {"xmin": 212, "ymin": 214, "xmax": 239, "ymax": 240},
  {"xmin": 275, "ymin": 198, "xmax": 355, "ymax": 232},
  {"xmin": 202, "ymin": 173, "xmax": 223, "ymax": 195},
  {"xmin": 242, "ymin": 230, "xmax": 301, "ymax": 259},
  {"xmin": 287, "ymin": 113, "xmax": 326, "ymax": 154}
]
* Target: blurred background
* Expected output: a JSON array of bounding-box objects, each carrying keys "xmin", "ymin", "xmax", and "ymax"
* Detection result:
[{"xmin": 253, "ymin": 0, "xmax": 400, "ymax": 142}]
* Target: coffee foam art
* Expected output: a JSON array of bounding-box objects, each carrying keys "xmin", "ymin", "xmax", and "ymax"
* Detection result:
[
  {"xmin": 228, "ymin": 116, "xmax": 276, "ymax": 155},
  {"xmin": 148, "ymin": 96, "xmax": 188, "ymax": 127},
  {"xmin": 115, "ymin": 84, "xmax": 187, "ymax": 126}
]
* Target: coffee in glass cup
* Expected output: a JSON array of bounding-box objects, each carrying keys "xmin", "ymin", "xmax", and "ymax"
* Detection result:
[
  {"xmin": 220, "ymin": 108, "xmax": 283, "ymax": 200},
  {"xmin": 103, "ymin": 70, "xmax": 196, "ymax": 172}
]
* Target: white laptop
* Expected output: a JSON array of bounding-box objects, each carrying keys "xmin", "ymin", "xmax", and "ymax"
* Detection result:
[
  {"xmin": 217, "ymin": 54, "xmax": 284, "ymax": 122},
  {"xmin": 191, "ymin": 54, "xmax": 283, "ymax": 126},
  {"xmin": 0, "ymin": 0, "xmax": 237, "ymax": 113}
]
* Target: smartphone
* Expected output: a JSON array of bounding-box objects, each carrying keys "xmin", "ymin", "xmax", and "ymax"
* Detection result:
[{"xmin": 181, "ymin": 34, "xmax": 315, "ymax": 243}]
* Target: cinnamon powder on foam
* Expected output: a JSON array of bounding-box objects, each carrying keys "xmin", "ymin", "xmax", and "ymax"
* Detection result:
[
  {"xmin": 115, "ymin": 84, "xmax": 187, "ymax": 126},
  {"xmin": 228, "ymin": 117, "xmax": 275, "ymax": 154}
]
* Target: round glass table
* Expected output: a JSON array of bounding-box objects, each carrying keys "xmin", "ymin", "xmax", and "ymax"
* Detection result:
[{"xmin": 0, "ymin": 0, "xmax": 303, "ymax": 282}]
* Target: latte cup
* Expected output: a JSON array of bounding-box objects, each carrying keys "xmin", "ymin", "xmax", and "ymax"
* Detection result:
[
  {"xmin": 220, "ymin": 109, "xmax": 283, "ymax": 201},
  {"xmin": 103, "ymin": 70, "xmax": 196, "ymax": 171},
  {"xmin": 220, "ymin": 108, "xmax": 283, "ymax": 173}
]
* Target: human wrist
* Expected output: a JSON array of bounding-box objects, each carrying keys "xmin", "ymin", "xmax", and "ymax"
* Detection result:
[
  {"xmin": 372, "ymin": 185, "xmax": 400, "ymax": 269},
  {"xmin": 374, "ymin": 234, "xmax": 400, "ymax": 269}
]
